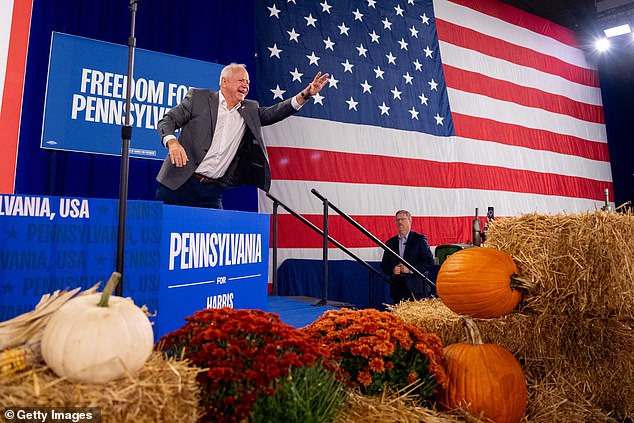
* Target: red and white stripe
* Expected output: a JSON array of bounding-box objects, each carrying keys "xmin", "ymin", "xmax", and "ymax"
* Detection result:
[
  {"xmin": 0, "ymin": 0, "xmax": 33, "ymax": 194},
  {"xmin": 259, "ymin": 0, "xmax": 612, "ymax": 264}
]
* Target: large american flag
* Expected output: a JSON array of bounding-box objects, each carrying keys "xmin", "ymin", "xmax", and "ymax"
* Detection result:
[{"xmin": 255, "ymin": 0, "xmax": 612, "ymax": 262}]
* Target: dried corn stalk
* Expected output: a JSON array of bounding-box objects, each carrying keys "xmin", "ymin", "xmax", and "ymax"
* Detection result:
[{"xmin": 0, "ymin": 283, "xmax": 100, "ymax": 375}]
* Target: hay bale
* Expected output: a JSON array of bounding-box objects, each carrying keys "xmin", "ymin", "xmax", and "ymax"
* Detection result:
[
  {"xmin": 336, "ymin": 390, "xmax": 486, "ymax": 423},
  {"xmin": 525, "ymin": 374, "xmax": 618, "ymax": 423},
  {"xmin": 0, "ymin": 352, "xmax": 201, "ymax": 422},
  {"xmin": 486, "ymin": 211, "xmax": 634, "ymax": 318},
  {"xmin": 392, "ymin": 212, "xmax": 634, "ymax": 420},
  {"xmin": 389, "ymin": 298, "xmax": 533, "ymax": 355}
]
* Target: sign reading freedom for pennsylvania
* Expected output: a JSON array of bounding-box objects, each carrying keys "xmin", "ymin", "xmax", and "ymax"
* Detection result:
[{"xmin": 41, "ymin": 32, "xmax": 223, "ymax": 159}]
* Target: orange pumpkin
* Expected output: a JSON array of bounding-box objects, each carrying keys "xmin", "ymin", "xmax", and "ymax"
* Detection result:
[
  {"xmin": 436, "ymin": 247, "xmax": 531, "ymax": 318},
  {"xmin": 437, "ymin": 318, "xmax": 527, "ymax": 423}
]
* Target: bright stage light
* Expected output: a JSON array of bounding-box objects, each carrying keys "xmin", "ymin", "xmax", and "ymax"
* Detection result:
[
  {"xmin": 595, "ymin": 37, "xmax": 611, "ymax": 51},
  {"xmin": 603, "ymin": 23, "xmax": 632, "ymax": 38}
]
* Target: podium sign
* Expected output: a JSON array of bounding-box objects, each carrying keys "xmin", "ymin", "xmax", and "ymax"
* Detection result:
[
  {"xmin": 0, "ymin": 195, "xmax": 162, "ymax": 331},
  {"xmin": 0, "ymin": 195, "xmax": 269, "ymax": 339},
  {"xmin": 158, "ymin": 205, "xmax": 269, "ymax": 336}
]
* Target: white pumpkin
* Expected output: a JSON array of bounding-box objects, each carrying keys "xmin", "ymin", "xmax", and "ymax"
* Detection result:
[{"xmin": 41, "ymin": 272, "xmax": 154, "ymax": 384}]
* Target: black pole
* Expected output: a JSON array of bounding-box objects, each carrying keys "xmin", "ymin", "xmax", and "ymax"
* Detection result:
[
  {"xmin": 315, "ymin": 197, "xmax": 329, "ymax": 306},
  {"xmin": 271, "ymin": 201, "xmax": 279, "ymax": 295},
  {"xmin": 115, "ymin": 0, "xmax": 139, "ymax": 296},
  {"xmin": 368, "ymin": 272, "xmax": 373, "ymax": 309}
]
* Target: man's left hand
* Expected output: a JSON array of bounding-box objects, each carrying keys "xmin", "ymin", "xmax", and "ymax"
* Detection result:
[{"xmin": 307, "ymin": 71, "xmax": 330, "ymax": 95}]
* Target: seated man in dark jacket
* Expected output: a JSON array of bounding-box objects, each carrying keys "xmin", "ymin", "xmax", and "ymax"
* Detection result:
[{"xmin": 380, "ymin": 210, "xmax": 435, "ymax": 304}]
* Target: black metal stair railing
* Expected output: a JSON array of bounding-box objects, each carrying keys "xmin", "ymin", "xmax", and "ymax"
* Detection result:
[
  {"xmin": 266, "ymin": 192, "xmax": 391, "ymax": 306},
  {"xmin": 310, "ymin": 189, "xmax": 436, "ymax": 294}
]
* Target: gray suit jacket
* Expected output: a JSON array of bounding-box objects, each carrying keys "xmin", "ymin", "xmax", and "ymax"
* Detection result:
[{"xmin": 156, "ymin": 88, "xmax": 297, "ymax": 192}]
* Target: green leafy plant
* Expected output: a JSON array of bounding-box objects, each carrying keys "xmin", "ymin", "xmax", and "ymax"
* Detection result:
[
  {"xmin": 248, "ymin": 361, "xmax": 348, "ymax": 423},
  {"xmin": 302, "ymin": 308, "xmax": 448, "ymax": 403},
  {"xmin": 157, "ymin": 308, "xmax": 331, "ymax": 422}
]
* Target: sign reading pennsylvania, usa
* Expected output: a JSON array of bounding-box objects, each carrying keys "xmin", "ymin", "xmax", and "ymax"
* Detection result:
[
  {"xmin": 41, "ymin": 32, "xmax": 223, "ymax": 159},
  {"xmin": 0, "ymin": 195, "xmax": 162, "ymax": 337}
]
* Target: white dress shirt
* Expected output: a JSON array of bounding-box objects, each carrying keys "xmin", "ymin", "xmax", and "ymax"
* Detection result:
[
  {"xmin": 196, "ymin": 91, "xmax": 246, "ymax": 178},
  {"xmin": 162, "ymin": 92, "xmax": 303, "ymax": 178}
]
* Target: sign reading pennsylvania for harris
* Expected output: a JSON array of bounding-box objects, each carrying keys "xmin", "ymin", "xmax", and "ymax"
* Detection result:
[
  {"xmin": 158, "ymin": 206, "xmax": 269, "ymax": 337},
  {"xmin": 41, "ymin": 32, "xmax": 223, "ymax": 159}
]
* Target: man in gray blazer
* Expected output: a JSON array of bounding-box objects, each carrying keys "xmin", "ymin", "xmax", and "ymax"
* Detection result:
[{"xmin": 156, "ymin": 63, "xmax": 329, "ymax": 209}]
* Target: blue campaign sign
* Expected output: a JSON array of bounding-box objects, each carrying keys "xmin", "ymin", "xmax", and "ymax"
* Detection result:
[
  {"xmin": 41, "ymin": 32, "xmax": 223, "ymax": 159},
  {"xmin": 0, "ymin": 194, "xmax": 269, "ymax": 340},
  {"xmin": 0, "ymin": 195, "xmax": 163, "ymax": 338},
  {"xmin": 158, "ymin": 205, "xmax": 269, "ymax": 337}
]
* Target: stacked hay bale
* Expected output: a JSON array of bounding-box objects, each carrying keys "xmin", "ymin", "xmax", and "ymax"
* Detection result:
[
  {"xmin": 393, "ymin": 211, "xmax": 634, "ymax": 421},
  {"xmin": 0, "ymin": 352, "xmax": 201, "ymax": 422}
]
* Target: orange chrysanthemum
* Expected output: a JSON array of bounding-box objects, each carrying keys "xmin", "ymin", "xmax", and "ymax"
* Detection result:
[{"xmin": 302, "ymin": 308, "xmax": 447, "ymax": 403}]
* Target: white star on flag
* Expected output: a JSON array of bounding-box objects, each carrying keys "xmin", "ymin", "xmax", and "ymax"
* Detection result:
[
  {"xmin": 391, "ymin": 87, "xmax": 402, "ymax": 99},
  {"xmin": 373, "ymin": 66, "xmax": 385, "ymax": 79},
  {"xmin": 306, "ymin": 51, "xmax": 320, "ymax": 65},
  {"xmin": 341, "ymin": 59, "xmax": 354, "ymax": 73},
  {"xmin": 268, "ymin": 44, "xmax": 282, "ymax": 58},
  {"xmin": 268, "ymin": 4, "xmax": 280, "ymax": 18},
  {"xmin": 287, "ymin": 28, "xmax": 300, "ymax": 42},
  {"xmin": 290, "ymin": 68, "xmax": 303, "ymax": 82},
  {"xmin": 338, "ymin": 22, "xmax": 349, "ymax": 35},
  {"xmin": 323, "ymin": 37, "xmax": 335, "ymax": 51},
  {"xmin": 346, "ymin": 97, "xmax": 359, "ymax": 110},
  {"xmin": 312, "ymin": 92, "xmax": 324, "ymax": 105},
  {"xmin": 305, "ymin": 14, "xmax": 317, "ymax": 26},
  {"xmin": 270, "ymin": 85, "xmax": 285, "ymax": 99},
  {"xmin": 378, "ymin": 102, "xmax": 390, "ymax": 115}
]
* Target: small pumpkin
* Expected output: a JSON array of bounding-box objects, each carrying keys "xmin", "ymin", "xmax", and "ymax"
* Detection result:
[
  {"xmin": 437, "ymin": 317, "xmax": 527, "ymax": 423},
  {"xmin": 41, "ymin": 272, "xmax": 153, "ymax": 383},
  {"xmin": 436, "ymin": 247, "xmax": 531, "ymax": 318}
]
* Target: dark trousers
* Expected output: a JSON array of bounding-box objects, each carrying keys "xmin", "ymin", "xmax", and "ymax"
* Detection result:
[
  {"xmin": 390, "ymin": 276, "xmax": 427, "ymax": 304},
  {"xmin": 156, "ymin": 177, "xmax": 224, "ymax": 209}
]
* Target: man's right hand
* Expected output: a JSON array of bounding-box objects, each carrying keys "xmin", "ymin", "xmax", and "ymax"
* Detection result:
[{"xmin": 167, "ymin": 139, "xmax": 188, "ymax": 167}]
